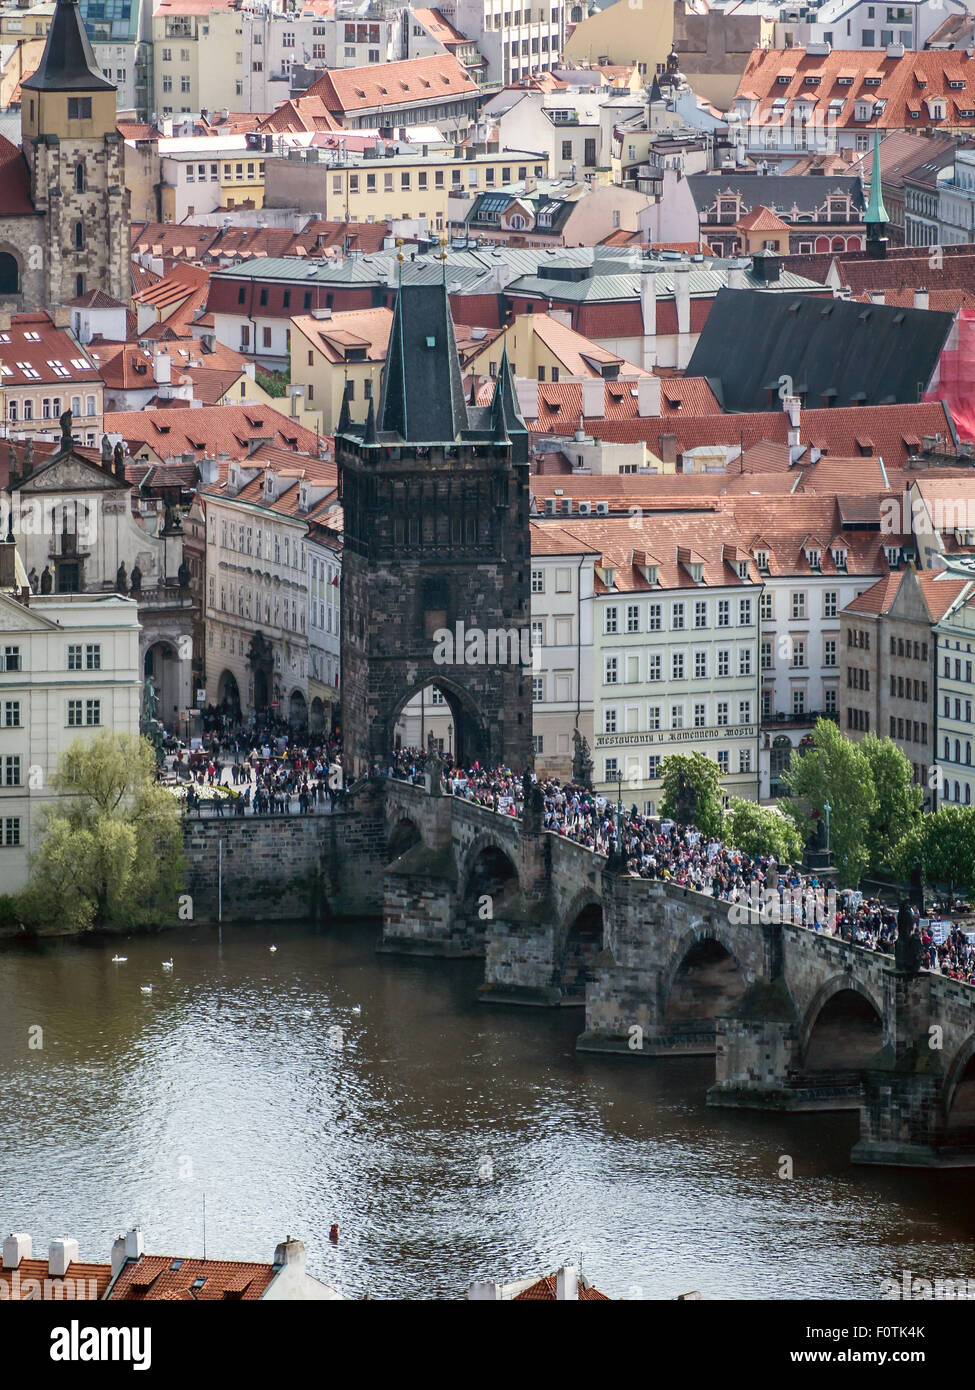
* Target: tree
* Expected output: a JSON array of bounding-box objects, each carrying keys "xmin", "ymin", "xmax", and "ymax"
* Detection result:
[
  {"xmin": 22, "ymin": 733, "xmax": 184, "ymax": 932},
  {"xmin": 724, "ymin": 799, "xmax": 805, "ymax": 864},
  {"xmin": 893, "ymin": 806, "xmax": 975, "ymax": 897},
  {"xmin": 859, "ymin": 733, "xmax": 923, "ymax": 874},
  {"xmin": 779, "ymin": 718, "xmax": 877, "ymax": 886},
  {"xmin": 659, "ymin": 752, "xmax": 723, "ymax": 840}
]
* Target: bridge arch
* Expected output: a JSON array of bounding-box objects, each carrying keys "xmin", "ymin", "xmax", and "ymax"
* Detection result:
[
  {"xmin": 660, "ymin": 921, "xmax": 750, "ymax": 1031},
  {"xmin": 458, "ymin": 834, "xmax": 520, "ymax": 946},
  {"xmin": 386, "ymin": 816, "xmax": 422, "ymax": 864},
  {"xmin": 799, "ymin": 975, "xmax": 884, "ymax": 1072},
  {"xmin": 555, "ymin": 893, "xmax": 605, "ymax": 1003},
  {"xmin": 942, "ymin": 1034, "xmax": 975, "ymax": 1142}
]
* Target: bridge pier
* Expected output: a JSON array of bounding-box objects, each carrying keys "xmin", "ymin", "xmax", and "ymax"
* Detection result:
[{"xmin": 851, "ymin": 968, "xmax": 964, "ymax": 1166}]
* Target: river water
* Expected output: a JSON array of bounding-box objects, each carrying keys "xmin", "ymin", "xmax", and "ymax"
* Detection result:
[{"xmin": 2, "ymin": 918, "xmax": 974, "ymax": 1301}]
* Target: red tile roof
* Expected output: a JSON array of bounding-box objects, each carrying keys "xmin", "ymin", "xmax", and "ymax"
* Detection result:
[
  {"xmin": 0, "ymin": 1258, "xmax": 113, "ymax": 1300},
  {"xmin": 0, "ymin": 311, "xmax": 102, "ymax": 386},
  {"xmin": 105, "ymin": 404, "xmax": 324, "ymax": 461},
  {"xmin": 512, "ymin": 1272, "xmax": 610, "ymax": 1300},
  {"xmin": 303, "ymin": 54, "xmax": 476, "ymax": 115},
  {"xmin": 735, "ymin": 47, "xmax": 975, "ymax": 131},
  {"xmin": 0, "ymin": 136, "xmax": 33, "ymax": 215},
  {"xmin": 108, "ymin": 1255, "xmax": 276, "ymax": 1301}
]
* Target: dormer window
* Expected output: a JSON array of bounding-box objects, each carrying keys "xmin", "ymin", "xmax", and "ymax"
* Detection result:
[
  {"xmin": 885, "ymin": 546, "xmax": 900, "ymax": 568},
  {"xmin": 754, "ymin": 550, "xmax": 770, "ymax": 573},
  {"xmin": 688, "ymin": 562, "xmax": 704, "ymax": 583},
  {"xmin": 644, "ymin": 564, "xmax": 659, "ymax": 587},
  {"xmin": 832, "ymin": 548, "xmax": 848, "ymax": 571},
  {"xmin": 806, "ymin": 548, "xmax": 821, "ymax": 571},
  {"xmin": 600, "ymin": 567, "xmax": 616, "ymax": 588}
]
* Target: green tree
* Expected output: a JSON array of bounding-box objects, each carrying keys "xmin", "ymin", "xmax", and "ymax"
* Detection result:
[
  {"xmin": 724, "ymin": 799, "xmax": 805, "ymax": 864},
  {"xmin": 893, "ymin": 806, "xmax": 975, "ymax": 896},
  {"xmin": 859, "ymin": 733, "xmax": 923, "ymax": 874},
  {"xmin": 22, "ymin": 733, "xmax": 184, "ymax": 932},
  {"xmin": 779, "ymin": 717, "xmax": 877, "ymax": 886},
  {"xmin": 659, "ymin": 752, "xmax": 723, "ymax": 840}
]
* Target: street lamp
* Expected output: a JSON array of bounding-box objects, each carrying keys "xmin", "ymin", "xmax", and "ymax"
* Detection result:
[
  {"xmin": 447, "ymin": 723, "xmax": 453, "ymax": 761},
  {"xmin": 823, "ymin": 800, "xmax": 831, "ymax": 853},
  {"xmin": 616, "ymin": 767, "xmax": 624, "ymax": 861}
]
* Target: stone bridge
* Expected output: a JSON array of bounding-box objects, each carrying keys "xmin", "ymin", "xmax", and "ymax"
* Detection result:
[{"xmin": 381, "ymin": 776, "xmax": 975, "ymax": 1169}]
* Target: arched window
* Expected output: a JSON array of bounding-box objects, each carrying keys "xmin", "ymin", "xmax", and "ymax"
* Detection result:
[
  {"xmin": 74, "ymin": 221, "xmax": 84, "ymax": 251},
  {"xmin": 831, "ymin": 237, "xmax": 845, "ymax": 252},
  {"xmin": 967, "ymin": 741, "xmax": 972, "ymax": 765},
  {"xmin": 956, "ymin": 781, "xmax": 962, "ymax": 802},
  {"xmin": 76, "ymin": 273, "xmax": 84, "ymax": 297},
  {"xmin": 967, "ymin": 784, "xmax": 972, "ymax": 805},
  {"xmin": 945, "ymin": 735, "xmax": 951, "ymax": 758},
  {"xmin": 75, "ymin": 165, "xmax": 85, "ymax": 193},
  {"xmin": 0, "ymin": 251, "xmax": 18, "ymax": 295},
  {"xmin": 956, "ymin": 738, "xmax": 962, "ymax": 763}
]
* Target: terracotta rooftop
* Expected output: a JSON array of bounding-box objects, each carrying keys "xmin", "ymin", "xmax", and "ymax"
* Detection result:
[
  {"xmin": 104, "ymin": 404, "xmax": 323, "ymax": 461},
  {"xmin": 0, "ymin": 1257, "xmax": 113, "ymax": 1301},
  {"xmin": 303, "ymin": 53, "xmax": 476, "ymax": 115},
  {"xmin": 108, "ymin": 1254, "xmax": 275, "ymax": 1301}
]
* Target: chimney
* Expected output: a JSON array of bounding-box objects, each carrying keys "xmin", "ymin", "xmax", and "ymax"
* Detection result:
[
  {"xmin": 273, "ymin": 1236, "xmax": 306, "ymax": 1274},
  {"xmin": 199, "ymin": 455, "xmax": 220, "ymax": 486},
  {"xmin": 110, "ymin": 1228, "xmax": 143, "ymax": 1275},
  {"xmin": 48, "ymin": 1238, "xmax": 80, "ymax": 1278},
  {"xmin": 637, "ymin": 374, "xmax": 661, "ymax": 417},
  {"xmin": 581, "ymin": 377, "xmax": 604, "ymax": 419},
  {"xmin": 2, "ymin": 1233, "xmax": 31, "ymax": 1269},
  {"xmin": 515, "ymin": 378, "xmax": 539, "ymax": 420},
  {"xmin": 870, "ymin": 290, "xmax": 885, "ymax": 305},
  {"xmin": 914, "ymin": 287, "xmax": 929, "ymax": 311},
  {"xmin": 727, "ymin": 263, "xmax": 746, "ymax": 290},
  {"xmin": 658, "ymin": 432, "xmax": 677, "ymax": 466},
  {"xmin": 639, "ymin": 268, "xmax": 656, "ymax": 370},
  {"xmin": 673, "ymin": 264, "xmax": 690, "ymax": 337},
  {"xmin": 556, "ymin": 1264, "xmax": 580, "ymax": 1300},
  {"xmin": 154, "ymin": 350, "xmax": 172, "ymax": 385}
]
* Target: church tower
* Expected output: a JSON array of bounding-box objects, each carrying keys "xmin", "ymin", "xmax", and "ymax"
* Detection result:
[
  {"xmin": 338, "ymin": 274, "xmax": 533, "ymax": 775},
  {"xmin": 21, "ymin": 0, "xmax": 130, "ymax": 306}
]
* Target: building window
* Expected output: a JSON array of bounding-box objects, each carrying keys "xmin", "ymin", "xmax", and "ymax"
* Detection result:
[
  {"xmin": 531, "ymin": 568, "xmax": 544, "ymax": 593},
  {"xmin": 3, "ymin": 755, "xmax": 21, "ymax": 785},
  {"xmin": 823, "ymin": 591, "xmax": 837, "ymax": 618},
  {"xmin": 1, "ymin": 645, "xmax": 21, "ymax": 671},
  {"xmin": 3, "ymin": 700, "xmax": 20, "ymax": 727},
  {"xmin": 2, "ymin": 817, "xmax": 20, "ymax": 846},
  {"xmin": 67, "ymin": 97, "xmax": 92, "ymax": 120},
  {"xmin": 604, "ymin": 606, "xmax": 618, "ymax": 635}
]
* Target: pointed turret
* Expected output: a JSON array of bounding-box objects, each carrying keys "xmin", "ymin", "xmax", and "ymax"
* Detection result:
[
  {"xmin": 865, "ymin": 127, "xmax": 889, "ymax": 261},
  {"xmin": 336, "ymin": 378, "xmax": 352, "ymax": 436},
  {"xmin": 363, "ymin": 392, "xmax": 377, "ymax": 446},
  {"xmin": 491, "ymin": 343, "xmax": 529, "ymax": 464},
  {"xmin": 22, "ymin": 0, "xmax": 114, "ymax": 93}
]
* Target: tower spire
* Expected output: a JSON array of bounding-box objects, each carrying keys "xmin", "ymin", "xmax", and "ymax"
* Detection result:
[
  {"xmin": 865, "ymin": 126, "xmax": 889, "ymax": 260},
  {"xmin": 22, "ymin": 0, "xmax": 114, "ymax": 93}
]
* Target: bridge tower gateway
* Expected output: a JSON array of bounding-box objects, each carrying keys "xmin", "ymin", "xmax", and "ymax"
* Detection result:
[{"xmin": 336, "ymin": 273, "xmax": 533, "ymax": 775}]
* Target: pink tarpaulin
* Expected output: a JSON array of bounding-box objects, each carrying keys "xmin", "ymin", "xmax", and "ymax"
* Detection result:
[{"xmin": 925, "ymin": 308, "xmax": 975, "ymax": 443}]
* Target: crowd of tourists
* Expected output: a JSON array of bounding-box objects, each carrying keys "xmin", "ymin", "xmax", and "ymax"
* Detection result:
[
  {"xmin": 382, "ymin": 750, "xmax": 975, "ymax": 978},
  {"xmin": 167, "ymin": 725, "xmax": 346, "ymax": 816}
]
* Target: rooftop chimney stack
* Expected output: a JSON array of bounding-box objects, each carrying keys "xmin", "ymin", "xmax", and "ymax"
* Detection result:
[
  {"xmin": 581, "ymin": 377, "xmax": 604, "ymax": 419},
  {"xmin": 637, "ymin": 374, "xmax": 662, "ymax": 418},
  {"xmin": 556, "ymin": 1264, "xmax": 580, "ymax": 1300},
  {"xmin": 2, "ymin": 1233, "xmax": 31, "ymax": 1269},
  {"xmin": 48, "ymin": 1239, "xmax": 80, "ymax": 1279},
  {"xmin": 914, "ymin": 287, "xmax": 929, "ymax": 311},
  {"xmin": 273, "ymin": 1236, "xmax": 307, "ymax": 1273}
]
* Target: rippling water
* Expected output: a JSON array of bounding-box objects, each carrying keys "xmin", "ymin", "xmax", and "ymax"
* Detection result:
[{"xmin": 2, "ymin": 919, "xmax": 974, "ymax": 1300}]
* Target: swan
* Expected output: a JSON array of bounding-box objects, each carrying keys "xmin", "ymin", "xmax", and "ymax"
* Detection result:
[
  {"xmin": 111, "ymin": 955, "xmax": 127, "ymax": 963},
  {"xmin": 351, "ymin": 1005, "xmax": 362, "ymax": 1016},
  {"xmin": 140, "ymin": 984, "xmax": 153, "ymax": 994},
  {"xmin": 269, "ymin": 945, "xmax": 277, "ymax": 953},
  {"xmin": 162, "ymin": 960, "xmax": 173, "ymax": 969}
]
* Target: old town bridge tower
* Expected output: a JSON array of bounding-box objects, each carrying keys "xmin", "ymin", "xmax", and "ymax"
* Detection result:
[{"xmin": 337, "ymin": 277, "xmax": 533, "ymax": 774}]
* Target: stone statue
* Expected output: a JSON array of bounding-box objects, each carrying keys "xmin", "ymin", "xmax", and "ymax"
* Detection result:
[
  {"xmin": 40, "ymin": 565, "xmax": 52, "ymax": 593},
  {"xmin": 59, "ymin": 409, "xmax": 73, "ymax": 449},
  {"xmin": 674, "ymin": 773, "xmax": 698, "ymax": 826},
  {"xmin": 895, "ymin": 899, "xmax": 924, "ymax": 976},
  {"xmin": 522, "ymin": 767, "xmax": 533, "ymax": 802},
  {"xmin": 766, "ymin": 859, "xmax": 778, "ymax": 891},
  {"xmin": 142, "ymin": 674, "xmax": 158, "ymax": 725},
  {"xmin": 116, "ymin": 562, "xmax": 128, "ymax": 594},
  {"xmin": 101, "ymin": 434, "xmax": 113, "ymax": 467},
  {"xmin": 528, "ymin": 782, "xmax": 543, "ymax": 816},
  {"xmin": 572, "ymin": 727, "xmax": 594, "ymax": 789},
  {"xmin": 27, "ymin": 567, "xmax": 37, "ymax": 594},
  {"xmin": 130, "ymin": 564, "xmax": 142, "ymax": 594},
  {"xmin": 177, "ymin": 558, "xmax": 191, "ymax": 589},
  {"xmin": 24, "ymin": 437, "xmax": 33, "ymax": 473},
  {"xmin": 113, "ymin": 442, "xmax": 125, "ymax": 479}
]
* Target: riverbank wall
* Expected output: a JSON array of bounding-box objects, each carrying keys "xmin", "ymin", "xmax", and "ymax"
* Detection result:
[{"xmin": 182, "ymin": 784, "xmax": 387, "ymax": 923}]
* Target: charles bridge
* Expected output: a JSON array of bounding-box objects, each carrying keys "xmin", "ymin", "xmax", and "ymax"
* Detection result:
[{"xmin": 182, "ymin": 774, "xmax": 975, "ymax": 1170}]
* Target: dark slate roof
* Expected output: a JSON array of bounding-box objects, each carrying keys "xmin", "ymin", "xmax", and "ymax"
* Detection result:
[
  {"xmin": 22, "ymin": 0, "xmax": 114, "ymax": 92},
  {"xmin": 342, "ymin": 278, "xmax": 528, "ymax": 459},
  {"xmin": 685, "ymin": 288, "xmax": 954, "ymax": 411},
  {"xmin": 686, "ymin": 173, "xmax": 865, "ymax": 218},
  {"xmin": 377, "ymin": 279, "xmax": 469, "ymax": 442}
]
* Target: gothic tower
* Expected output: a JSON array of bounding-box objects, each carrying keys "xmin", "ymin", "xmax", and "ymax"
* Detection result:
[
  {"xmin": 21, "ymin": 0, "xmax": 130, "ymax": 306},
  {"xmin": 338, "ymin": 276, "xmax": 533, "ymax": 774}
]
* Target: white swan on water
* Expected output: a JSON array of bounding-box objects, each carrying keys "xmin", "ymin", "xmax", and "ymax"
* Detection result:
[
  {"xmin": 111, "ymin": 955, "xmax": 127, "ymax": 963},
  {"xmin": 162, "ymin": 959, "xmax": 173, "ymax": 969},
  {"xmin": 140, "ymin": 984, "xmax": 153, "ymax": 994}
]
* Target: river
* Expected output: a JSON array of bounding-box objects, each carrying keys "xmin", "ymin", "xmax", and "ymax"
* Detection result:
[{"xmin": 2, "ymin": 918, "xmax": 974, "ymax": 1300}]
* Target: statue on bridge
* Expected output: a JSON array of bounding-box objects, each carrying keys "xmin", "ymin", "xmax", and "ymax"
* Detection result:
[
  {"xmin": 674, "ymin": 773, "xmax": 697, "ymax": 826},
  {"xmin": 894, "ymin": 898, "xmax": 924, "ymax": 977},
  {"xmin": 572, "ymin": 728, "xmax": 594, "ymax": 789}
]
